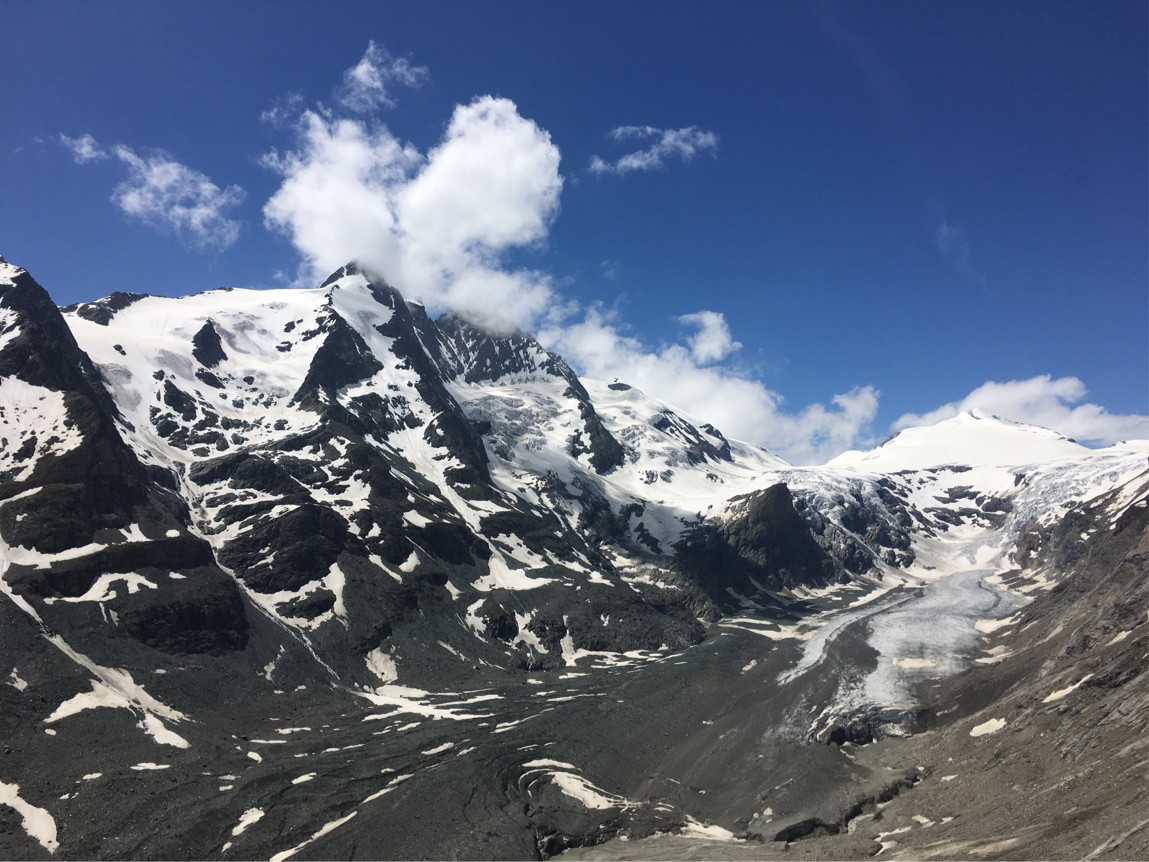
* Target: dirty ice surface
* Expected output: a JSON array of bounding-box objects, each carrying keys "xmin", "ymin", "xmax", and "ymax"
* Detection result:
[{"xmin": 859, "ymin": 569, "xmax": 1029, "ymax": 711}]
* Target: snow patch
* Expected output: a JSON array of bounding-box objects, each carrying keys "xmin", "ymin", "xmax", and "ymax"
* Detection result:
[
  {"xmin": 975, "ymin": 614, "xmax": 1018, "ymax": 634},
  {"xmin": 679, "ymin": 816, "xmax": 741, "ymax": 841},
  {"xmin": 1042, "ymin": 674, "xmax": 1093, "ymax": 703},
  {"xmin": 969, "ymin": 717, "xmax": 1006, "ymax": 737},
  {"xmin": 269, "ymin": 811, "xmax": 358, "ymax": 862},
  {"xmin": 231, "ymin": 807, "xmax": 265, "ymax": 836},
  {"xmin": 892, "ymin": 657, "xmax": 937, "ymax": 669},
  {"xmin": 45, "ymin": 673, "xmax": 188, "ymax": 748},
  {"xmin": 0, "ymin": 378, "xmax": 84, "ymax": 483},
  {"xmin": 365, "ymin": 648, "xmax": 398, "ymax": 685},
  {"xmin": 0, "ymin": 781, "xmax": 58, "ymax": 853},
  {"xmin": 520, "ymin": 759, "xmax": 627, "ymax": 810},
  {"xmin": 43, "ymin": 572, "xmax": 158, "ymax": 605}
]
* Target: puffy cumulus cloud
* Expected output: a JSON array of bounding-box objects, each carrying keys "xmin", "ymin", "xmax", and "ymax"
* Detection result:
[
  {"xmin": 398, "ymin": 98, "xmax": 562, "ymax": 262},
  {"xmin": 260, "ymin": 112, "xmax": 418, "ymax": 274},
  {"xmin": 539, "ymin": 307, "xmax": 879, "ymax": 465},
  {"xmin": 62, "ymin": 134, "xmax": 244, "ymax": 250},
  {"xmin": 337, "ymin": 41, "xmax": 428, "ymax": 113},
  {"xmin": 589, "ymin": 125, "xmax": 718, "ymax": 176},
  {"xmin": 678, "ymin": 310, "xmax": 741, "ymax": 364},
  {"xmin": 262, "ymin": 95, "xmax": 562, "ymax": 332},
  {"xmin": 110, "ymin": 147, "xmax": 246, "ymax": 251},
  {"xmin": 893, "ymin": 375, "xmax": 1149, "ymax": 444},
  {"xmin": 60, "ymin": 133, "xmax": 108, "ymax": 164}
]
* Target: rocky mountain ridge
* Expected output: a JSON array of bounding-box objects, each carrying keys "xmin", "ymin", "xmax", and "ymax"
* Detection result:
[{"xmin": 1, "ymin": 257, "xmax": 1145, "ymax": 859}]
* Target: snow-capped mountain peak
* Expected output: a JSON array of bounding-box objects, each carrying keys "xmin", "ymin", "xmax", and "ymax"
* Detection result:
[{"xmin": 828, "ymin": 408, "xmax": 1089, "ymax": 472}]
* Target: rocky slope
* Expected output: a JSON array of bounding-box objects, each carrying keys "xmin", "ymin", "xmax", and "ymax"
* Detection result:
[
  {"xmin": 0, "ymin": 257, "xmax": 1145, "ymax": 860},
  {"xmin": 566, "ymin": 471, "xmax": 1148, "ymax": 861}
]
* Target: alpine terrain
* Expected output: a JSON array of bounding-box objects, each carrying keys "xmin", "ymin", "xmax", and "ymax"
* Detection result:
[{"xmin": 1, "ymin": 256, "xmax": 1145, "ymax": 860}]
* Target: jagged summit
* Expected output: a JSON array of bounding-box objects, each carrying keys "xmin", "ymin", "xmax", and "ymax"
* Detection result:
[{"xmin": 0, "ymin": 256, "xmax": 24, "ymax": 282}]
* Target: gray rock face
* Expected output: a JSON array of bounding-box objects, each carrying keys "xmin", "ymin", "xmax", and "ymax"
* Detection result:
[
  {"xmin": 0, "ymin": 259, "xmax": 1144, "ymax": 861},
  {"xmin": 675, "ymin": 483, "xmax": 840, "ymax": 607}
]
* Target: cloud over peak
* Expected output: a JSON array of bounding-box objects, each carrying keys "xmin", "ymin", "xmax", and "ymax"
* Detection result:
[
  {"xmin": 262, "ymin": 95, "xmax": 562, "ymax": 333},
  {"xmin": 589, "ymin": 125, "xmax": 718, "ymax": 176},
  {"xmin": 540, "ymin": 306, "xmax": 879, "ymax": 465}
]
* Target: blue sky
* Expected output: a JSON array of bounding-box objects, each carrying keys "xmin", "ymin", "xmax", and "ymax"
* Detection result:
[{"xmin": 2, "ymin": 1, "xmax": 1146, "ymax": 462}]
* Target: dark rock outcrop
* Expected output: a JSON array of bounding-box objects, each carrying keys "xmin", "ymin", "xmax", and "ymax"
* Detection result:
[{"xmin": 675, "ymin": 483, "xmax": 839, "ymax": 606}]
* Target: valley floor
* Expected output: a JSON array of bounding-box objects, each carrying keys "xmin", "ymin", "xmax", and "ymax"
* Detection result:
[{"xmin": 3, "ymin": 536, "xmax": 1144, "ymax": 861}]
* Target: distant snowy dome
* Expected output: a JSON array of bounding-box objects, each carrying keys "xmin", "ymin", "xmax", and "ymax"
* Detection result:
[{"xmin": 827, "ymin": 410, "xmax": 1088, "ymax": 472}]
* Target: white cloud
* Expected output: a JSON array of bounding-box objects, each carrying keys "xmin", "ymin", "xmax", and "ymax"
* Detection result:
[
  {"xmin": 60, "ymin": 133, "xmax": 108, "ymax": 164},
  {"xmin": 110, "ymin": 146, "xmax": 245, "ymax": 250},
  {"xmin": 62, "ymin": 134, "xmax": 244, "ymax": 250},
  {"xmin": 260, "ymin": 91, "xmax": 306, "ymax": 127},
  {"xmin": 539, "ymin": 306, "xmax": 878, "ymax": 465},
  {"xmin": 678, "ymin": 310, "xmax": 741, "ymax": 364},
  {"xmin": 589, "ymin": 125, "xmax": 718, "ymax": 176},
  {"xmin": 337, "ymin": 41, "xmax": 428, "ymax": 112},
  {"xmin": 262, "ymin": 95, "xmax": 562, "ymax": 332},
  {"xmin": 261, "ymin": 47, "xmax": 876, "ymax": 462},
  {"xmin": 893, "ymin": 375, "xmax": 1149, "ymax": 444}
]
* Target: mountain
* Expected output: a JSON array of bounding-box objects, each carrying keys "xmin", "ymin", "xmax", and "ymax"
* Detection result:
[{"xmin": 1, "ymin": 257, "xmax": 1145, "ymax": 860}]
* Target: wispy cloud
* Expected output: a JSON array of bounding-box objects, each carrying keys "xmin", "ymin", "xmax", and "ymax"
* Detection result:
[
  {"xmin": 809, "ymin": 0, "xmax": 904, "ymax": 128},
  {"xmin": 61, "ymin": 135, "xmax": 245, "ymax": 250},
  {"xmin": 589, "ymin": 125, "xmax": 718, "ymax": 176},
  {"xmin": 540, "ymin": 306, "xmax": 879, "ymax": 464},
  {"xmin": 60, "ymin": 133, "xmax": 108, "ymax": 164},
  {"xmin": 111, "ymin": 147, "xmax": 245, "ymax": 250},
  {"xmin": 893, "ymin": 375, "xmax": 1149, "ymax": 445},
  {"xmin": 259, "ymin": 91, "xmax": 306, "ymax": 128},
  {"xmin": 935, "ymin": 220, "xmax": 985, "ymax": 285},
  {"xmin": 337, "ymin": 41, "xmax": 428, "ymax": 113}
]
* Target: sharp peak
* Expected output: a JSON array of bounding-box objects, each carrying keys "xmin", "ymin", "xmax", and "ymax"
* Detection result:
[
  {"xmin": 0, "ymin": 255, "xmax": 27, "ymax": 278},
  {"xmin": 320, "ymin": 261, "xmax": 375, "ymax": 288},
  {"xmin": 317, "ymin": 262, "xmax": 533, "ymax": 340}
]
